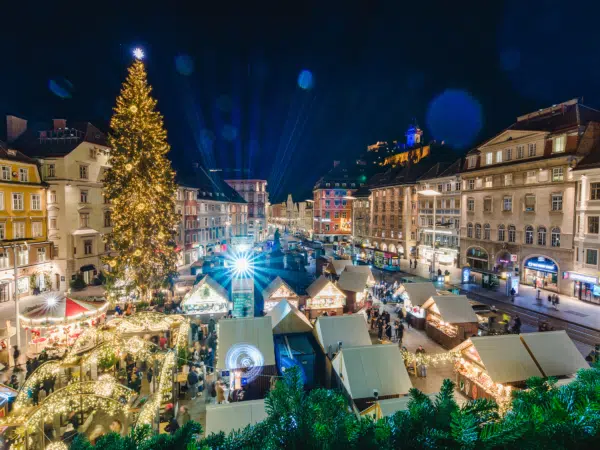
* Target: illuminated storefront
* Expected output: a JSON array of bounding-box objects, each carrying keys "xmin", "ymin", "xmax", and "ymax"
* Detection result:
[
  {"xmin": 522, "ymin": 256, "xmax": 558, "ymax": 292},
  {"xmin": 564, "ymin": 272, "xmax": 600, "ymax": 305},
  {"xmin": 373, "ymin": 251, "xmax": 400, "ymax": 271}
]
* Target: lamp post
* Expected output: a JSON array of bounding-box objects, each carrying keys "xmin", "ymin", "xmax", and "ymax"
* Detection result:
[
  {"xmin": 344, "ymin": 196, "xmax": 357, "ymax": 263},
  {"xmin": 418, "ymin": 189, "xmax": 442, "ymax": 280}
]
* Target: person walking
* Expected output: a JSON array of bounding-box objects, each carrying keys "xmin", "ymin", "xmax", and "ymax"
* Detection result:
[
  {"xmin": 187, "ymin": 367, "xmax": 199, "ymax": 400},
  {"xmin": 398, "ymin": 321, "xmax": 405, "ymax": 344},
  {"xmin": 146, "ymin": 367, "xmax": 154, "ymax": 394},
  {"xmin": 393, "ymin": 321, "xmax": 399, "ymax": 342},
  {"xmin": 513, "ymin": 315, "xmax": 522, "ymax": 334},
  {"xmin": 385, "ymin": 322, "xmax": 392, "ymax": 341},
  {"xmin": 377, "ymin": 318, "xmax": 384, "ymax": 341}
]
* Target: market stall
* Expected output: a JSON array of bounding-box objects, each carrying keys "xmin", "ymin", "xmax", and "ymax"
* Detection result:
[
  {"xmin": 205, "ymin": 400, "xmax": 267, "ymax": 436},
  {"xmin": 262, "ymin": 276, "xmax": 299, "ymax": 312},
  {"xmin": 422, "ymin": 295, "xmax": 478, "ymax": 348},
  {"xmin": 337, "ymin": 271, "xmax": 369, "ymax": 313},
  {"xmin": 305, "ymin": 275, "xmax": 347, "ymax": 319},
  {"xmin": 344, "ymin": 265, "xmax": 376, "ymax": 286},
  {"xmin": 325, "ymin": 260, "xmax": 353, "ymax": 279},
  {"xmin": 181, "ymin": 275, "xmax": 229, "ymax": 316},
  {"xmin": 19, "ymin": 297, "xmax": 108, "ymax": 353},
  {"xmin": 452, "ymin": 335, "xmax": 542, "ymax": 405},
  {"xmin": 520, "ymin": 331, "xmax": 588, "ymax": 377},
  {"xmin": 394, "ymin": 283, "xmax": 438, "ymax": 329},
  {"xmin": 267, "ymin": 299, "xmax": 313, "ymax": 335},
  {"xmin": 313, "ymin": 314, "xmax": 371, "ymax": 356}
]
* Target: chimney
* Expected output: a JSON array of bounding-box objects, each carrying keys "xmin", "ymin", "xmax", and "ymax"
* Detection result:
[
  {"xmin": 53, "ymin": 119, "xmax": 66, "ymax": 130},
  {"xmin": 333, "ymin": 160, "xmax": 340, "ymax": 168},
  {"xmin": 6, "ymin": 115, "xmax": 27, "ymax": 143}
]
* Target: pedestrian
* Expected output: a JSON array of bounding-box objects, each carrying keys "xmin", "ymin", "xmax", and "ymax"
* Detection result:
[
  {"xmin": 513, "ymin": 315, "xmax": 522, "ymax": 334},
  {"xmin": 510, "ymin": 287, "xmax": 516, "ymax": 303},
  {"xmin": 165, "ymin": 417, "xmax": 180, "ymax": 435},
  {"xmin": 205, "ymin": 348, "xmax": 214, "ymax": 374},
  {"xmin": 537, "ymin": 289, "xmax": 541, "ymax": 300},
  {"xmin": 12, "ymin": 346, "xmax": 20, "ymax": 366},
  {"xmin": 385, "ymin": 322, "xmax": 392, "ymax": 341},
  {"xmin": 398, "ymin": 321, "xmax": 405, "ymax": 344},
  {"xmin": 187, "ymin": 366, "xmax": 199, "ymax": 400},
  {"xmin": 178, "ymin": 406, "xmax": 191, "ymax": 427},
  {"xmin": 415, "ymin": 345, "xmax": 427, "ymax": 377},
  {"xmin": 216, "ymin": 380, "xmax": 226, "ymax": 404},
  {"xmin": 393, "ymin": 321, "xmax": 399, "ymax": 341},
  {"xmin": 414, "ymin": 261, "xmax": 418, "ymax": 269},
  {"xmin": 377, "ymin": 318, "xmax": 384, "ymax": 341},
  {"xmin": 159, "ymin": 333, "xmax": 168, "ymax": 349},
  {"xmin": 147, "ymin": 367, "xmax": 154, "ymax": 394},
  {"xmin": 208, "ymin": 315, "xmax": 216, "ymax": 334}
]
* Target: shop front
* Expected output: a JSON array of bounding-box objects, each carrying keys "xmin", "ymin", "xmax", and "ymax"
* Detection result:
[
  {"xmin": 565, "ymin": 272, "xmax": 600, "ymax": 305},
  {"xmin": 465, "ymin": 247, "xmax": 489, "ymax": 271},
  {"xmin": 522, "ymin": 256, "xmax": 558, "ymax": 292}
]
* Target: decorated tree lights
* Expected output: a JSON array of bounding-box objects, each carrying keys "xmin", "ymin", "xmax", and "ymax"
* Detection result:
[{"xmin": 103, "ymin": 50, "xmax": 179, "ymax": 301}]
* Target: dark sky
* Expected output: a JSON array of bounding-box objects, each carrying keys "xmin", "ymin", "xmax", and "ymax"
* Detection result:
[{"xmin": 2, "ymin": 1, "xmax": 600, "ymax": 202}]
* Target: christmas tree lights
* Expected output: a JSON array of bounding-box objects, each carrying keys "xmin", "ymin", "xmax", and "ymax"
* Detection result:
[{"xmin": 103, "ymin": 58, "xmax": 179, "ymax": 300}]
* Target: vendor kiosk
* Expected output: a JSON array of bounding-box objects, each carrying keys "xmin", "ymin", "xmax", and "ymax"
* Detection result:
[
  {"xmin": 305, "ymin": 276, "xmax": 346, "ymax": 319},
  {"xmin": 262, "ymin": 276, "xmax": 299, "ymax": 312},
  {"xmin": 394, "ymin": 283, "xmax": 438, "ymax": 329},
  {"xmin": 422, "ymin": 295, "xmax": 478, "ymax": 349},
  {"xmin": 181, "ymin": 275, "xmax": 229, "ymax": 315}
]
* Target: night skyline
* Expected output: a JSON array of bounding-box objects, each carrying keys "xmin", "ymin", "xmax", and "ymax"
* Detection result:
[{"xmin": 2, "ymin": 2, "xmax": 600, "ymax": 202}]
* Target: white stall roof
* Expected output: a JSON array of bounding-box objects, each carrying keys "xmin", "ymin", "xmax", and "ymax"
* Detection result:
[
  {"xmin": 332, "ymin": 344, "xmax": 412, "ymax": 399},
  {"xmin": 267, "ymin": 299, "xmax": 313, "ymax": 335},
  {"xmin": 344, "ymin": 265, "xmax": 376, "ymax": 284},
  {"xmin": 521, "ymin": 331, "xmax": 588, "ymax": 377},
  {"xmin": 396, "ymin": 283, "xmax": 438, "ymax": 306},
  {"xmin": 330, "ymin": 259, "xmax": 353, "ymax": 276},
  {"xmin": 306, "ymin": 275, "xmax": 346, "ymax": 299},
  {"xmin": 216, "ymin": 317, "xmax": 276, "ymax": 369},
  {"xmin": 262, "ymin": 276, "xmax": 298, "ymax": 300},
  {"xmin": 314, "ymin": 314, "xmax": 371, "ymax": 353},
  {"xmin": 456, "ymin": 335, "xmax": 542, "ymax": 384},
  {"xmin": 338, "ymin": 271, "xmax": 369, "ymax": 293},
  {"xmin": 422, "ymin": 295, "xmax": 478, "ymax": 324},
  {"xmin": 205, "ymin": 400, "xmax": 267, "ymax": 436}
]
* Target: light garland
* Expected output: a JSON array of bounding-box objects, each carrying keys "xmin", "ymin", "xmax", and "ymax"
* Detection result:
[
  {"xmin": 137, "ymin": 351, "xmax": 175, "ymax": 426},
  {"xmin": 110, "ymin": 312, "xmax": 184, "ymax": 333},
  {"xmin": 13, "ymin": 361, "xmax": 62, "ymax": 411},
  {"xmin": 19, "ymin": 300, "xmax": 108, "ymax": 328},
  {"xmin": 46, "ymin": 443, "xmax": 68, "ymax": 450},
  {"xmin": 401, "ymin": 349, "xmax": 461, "ymax": 367}
]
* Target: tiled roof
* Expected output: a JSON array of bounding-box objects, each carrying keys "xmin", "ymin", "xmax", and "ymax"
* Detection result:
[
  {"xmin": 510, "ymin": 102, "xmax": 600, "ymax": 133},
  {"xmin": 176, "ymin": 166, "xmax": 247, "ymax": 203},
  {"xmin": 0, "ymin": 147, "xmax": 38, "ymax": 164}
]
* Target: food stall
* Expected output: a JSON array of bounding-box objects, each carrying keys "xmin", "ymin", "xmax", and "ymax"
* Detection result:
[
  {"xmin": 452, "ymin": 335, "xmax": 542, "ymax": 406},
  {"xmin": 305, "ymin": 275, "xmax": 347, "ymax": 319},
  {"xmin": 422, "ymin": 295, "xmax": 479, "ymax": 349},
  {"xmin": 19, "ymin": 297, "xmax": 108, "ymax": 354},
  {"xmin": 337, "ymin": 271, "xmax": 368, "ymax": 313},
  {"xmin": 180, "ymin": 275, "xmax": 229, "ymax": 316},
  {"xmin": 393, "ymin": 283, "xmax": 438, "ymax": 329},
  {"xmin": 262, "ymin": 276, "xmax": 299, "ymax": 312}
]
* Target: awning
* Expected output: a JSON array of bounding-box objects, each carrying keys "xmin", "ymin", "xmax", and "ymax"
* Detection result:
[
  {"xmin": 19, "ymin": 297, "xmax": 109, "ymax": 329},
  {"xmin": 80, "ymin": 265, "xmax": 95, "ymax": 272}
]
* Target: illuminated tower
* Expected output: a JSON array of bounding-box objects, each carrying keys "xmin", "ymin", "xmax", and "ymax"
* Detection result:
[{"xmin": 405, "ymin": 121, "xmax": 423, "ymax": 147}]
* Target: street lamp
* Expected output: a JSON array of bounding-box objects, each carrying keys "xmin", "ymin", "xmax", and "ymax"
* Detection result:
[
  {"xmin": 344, "ymin": 196, "xmax": 357, "ymax": 263},
  {"xmin": 418, "ymin": 189, "xmax": 442, "ymax": 280}
]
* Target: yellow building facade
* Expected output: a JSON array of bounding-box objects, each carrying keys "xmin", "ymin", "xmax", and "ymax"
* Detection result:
[{"xmin": 0, "ymin": 146, "xmax": 53, "ymax": 300}]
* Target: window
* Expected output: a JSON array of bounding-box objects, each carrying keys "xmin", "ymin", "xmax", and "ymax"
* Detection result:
[
  {"xmin": 552, "ymin": 167, "xmax": 564, "ymax": 182},
  {"xmin": 334, "ymin": 212, "xmax": 339, "ymax": 219},
  {"xmin": 80, "ymin": 190, "xmax": 88, "ymax": 203},
  {"xmin": 508, "ymin": 225, "xmax": 516, "ymax": 243},
  {"xmin": 496, "ymin": 150, "xmax": 503, "ymax": 163},
  {"xmin": 526, "ymin": 171, "xmax": 537, "ymax": 184},
  {"xmin": 437, "ymin": 184, "xmax": 443, "ymax": 192},
  {"xmin": 19, "ymin": 168, "xmax": 28, "ymax": 182},
  {"xmin": 17, "ymin": 250, "xmax": 28, "ymax": 266},
  {"xmin": 30, "ymin": 194, "xmax": 41, "ymax": 210},
  {"xmin": 483, "ymin": 223, "xmax": 490, "ymax": 240},
  {"xmin": 591, "ymin": 183, "xmax": 600, "ymax": 200},
  {"xmin": 467, "ymin": 198, "xmax": 475, "ymax": 211},
  {"xmin": 1, "ymin": 166, "xmax": 9, "ymax": 180},
  {"xmin": 12, "ymin": 193, "xmax": 23, "ymax": 210},
  {"xmin": 551, "ymin": 193, "xmax": 563, "ymax": 211},
  {"xmin": 524, "ymin": 195, "xmax": 536, "ymax": 212},
  {"xmin": 104, "ymin": 211, "xmax": 112, "ymax": 227},
  {"xmin": 0, "ymin": 223, "xmax": 4, "ymax": 240},
  {"xmin": 84, "ymin": 240, "xmax": 93, "ymax": 255},
  {"xmin": 503, "ymin": 196, "xmax": 512, "ymax": 211},
  {"xmin": 497, "ymin": 224, "xmax": 505, "ymax": 241},
  {"xmin": 31, "ymin": 222, "xmax": 42, "ymax": 237},
  {"xmin": 517, "ymin": 145, "xmax": 524, "ymax": 159},
  {"xmin": 48, "ymin": 164, "xmax": 55, "ymax": 177},
  {"xmin": 50, "ymin": 218, "xmax": 57, "ymax": 229},
  {"xmin": 467, "ymin": 179, "xmax": 475, "ymax": 190},
  {"xmin": 467, "ymin": 156, "xmax": 476, "ymax": 168},
  {"xmin": 506, "ymin": 148, "xmax": 512, "ymax": 161},
  {"xmin": 551, "ymin": 228, "xmax": 561, "ymax": 247},
  {"xmin": 586, "ymin": 249, "xmax": 598, "ymax": 266},
  {"xmin": 467, "ymin": 223, "xmax": 473, "ymax": 238},
  {"xmin": 79, "ymin": 165, "xmax": 89, "ymax": 179},
  {"xmin": 589, "ymin": 217, "xmax": 599, "ymax": 234},
  {"xmin": 538, "ymin": 226, "xmax": 547, "ymax": 246},
  {"xmin": 553, "ymin": 135, "xmax": 566, "ymax": 153},
  {"xmin": 49, "ymin": 191, "xmax": 57, "ymax": 203},
  {"xmin": 528, "ymin": 143, "xmax": 537, "ymax": 157},
  {"xmin": 486, "ymin": 153, "xmax": 493, "ymax": 165},
  {"xmin": 455, "ymin": 182, "xmax": 461, "ymax": 191},
  {"xmin": 37, "ymin": 247, "xmax": 46, "ymax": 262},
  {"xmin": 80, "ymin": 213, "xmax": 90, "ymax": 228},
  {"xmin": 483, "ymin": 197, "xmax": 492, "ymax": 212},
  {"xmin": 445, "ymin": 183, "xmax": 451, "ymax": 192},
  {"xmin": 485, "ymin": 176, "xmax": 492, "ymax": 188},
  {"xmin": 475, "ymin": 223, "xmax": 482, "ymax": 239},
  {"xmin": 525, "ymin": 225, "xmax": 534, "ymax": 244},
  {"xmin": 0, "ymin": 251, "xmax": 7, "ymax": 269},
  {"xmin": 0, "ymin": 192, "xmax": 4, "ymax": 210}
]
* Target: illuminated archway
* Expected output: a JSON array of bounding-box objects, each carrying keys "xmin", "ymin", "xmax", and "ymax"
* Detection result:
[
  {"xmin": 381, "ymin": 243, "xmax": 388, "ymax": 251},
  {"xmin": 466, "ymin": 246, "xmax": 489, "ymax": 270},
  {"xmin": 389, "ymin": 244, "xmax": 397, "ymax": 254}
]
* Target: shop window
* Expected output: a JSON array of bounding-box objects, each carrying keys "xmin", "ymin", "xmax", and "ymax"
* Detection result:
[
  {"xmin": 538, "ymin": 226, "xmax": 547, "ymax": 246},
  {"xmin": 508, "ymin": 225, "xmax": 516, "ymax": 243},
  {"xmin": 551, "ymin": 228, "xmax": 561, "ymax": 247},
  {"xmin": 525, "ymin": 225, "xmax": 534, "ymax": 245},
  {"xmin": 483, "ymin": 224, "xmax": 490, "ymax": 240},
  {"xmin": 588, "ymin": 217, "xmax": 599, "ymax": 234},
  {"xmin": 586, "ymin": 249, "xmax": 598, "ymax": 266},
  {"xmin": 497, "ymin": 224, "xmax": 505, "ymax": 242},
  {"xmin": 467, "ymin": 223, "xmax": 473, "ymax": 238}
]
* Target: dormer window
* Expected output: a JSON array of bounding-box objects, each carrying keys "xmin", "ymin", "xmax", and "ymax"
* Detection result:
[
  {"xmin": 553, "ymin": 135, "xmax": 566, "ymax": 153},
  {"xmin": 7, "ymin": 150, "xmax": 16, "ymax": 156}
]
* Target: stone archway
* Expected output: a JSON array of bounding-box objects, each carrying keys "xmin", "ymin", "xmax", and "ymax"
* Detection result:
[
  {"xmin": 466, "ymin": 246, "xmax": 489, "ymax": 270},
  {"xmin": 521, "ymin": 254, "xmax": 560, "ymax": 292},
  {"xmin": 381, "ymin": 243, "xmax": 388, "ymax": 252}
]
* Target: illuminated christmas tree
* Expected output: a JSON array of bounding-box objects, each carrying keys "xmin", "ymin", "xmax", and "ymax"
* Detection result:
[{"xmin": 103, "ymin": 53, "xmax": 178, "ymax": 300}]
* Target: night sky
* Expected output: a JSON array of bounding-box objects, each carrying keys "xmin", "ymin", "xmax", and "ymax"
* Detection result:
[{"xmin": 2, "ymin": 2, "xmax": 600, "ymax": 202}]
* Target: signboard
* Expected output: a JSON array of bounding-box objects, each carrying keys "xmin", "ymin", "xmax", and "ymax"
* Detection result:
[
  {"xmin": 510, "ymin": 254, "xmax": 518, "ymax": 262},
  {"xmin": 524, "ymin": 257, "xmax": 557, "ymax": 273},
  {"xmin": 462, "ymin": 267, "xmax": 471, "ymax": 284},
  {"xmin": 565, "ymin": 272, "xmax": 598, "ymax": 284},
  {"xmin": 232, "ymin": 277, "xmax": 254, "ymax": 317}
]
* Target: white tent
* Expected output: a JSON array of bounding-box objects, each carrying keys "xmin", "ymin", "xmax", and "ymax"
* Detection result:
[
  {"xmin": 329, "ymin": 259, "xmax": 353, "ymax": 276},
  {"xmin": 267, "ymin": 299, "xmax": 313, "ymax": 335},
  {"xmin": 314, "ymin": 315, "xmax": 371, "ymax": 354},
  {"xmin": 262, "ymin": 276, "xmax": 298, "ymax": 302},
  {"xmin": 337, "ymin": 271, "xmax": 369, "ymax": 293},
  {"xmin": 331, "ymin": 344, "xmax": 412, "ymax": 399},
  {"xmin": 205, "ymin": 400, "xmax": 267, "ymax": 436},
  {"xmin": 344, "ymin": 265, "xmax": 376, "ymax": 285},
  {"xmin": 422, "ymin": 295, "xmax": 478, "ymax": 324},
  {"xmin": 181, "ymin": 275, "xmax": 229, "ymax": 315},
  {"xmin": 520, "ymin": 331, "xmax": 588, "ymax": 377},
  {"xmin": 395, "ymin": 283, "xmax": 438, "ymax": 306},
  {"xmin": 216, "ymin": 317, "xmax": 276, "ymax": 369}
]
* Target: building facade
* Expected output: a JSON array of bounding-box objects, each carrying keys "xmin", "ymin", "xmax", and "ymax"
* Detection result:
[
  {"xmin": 416, "ymin": 160, "xmax": 462, "ymax": 268},
  {"xmin": 225, "ymin": 179, "xmax": 268, "ymax": 242},
  {"xmin": 0, "ymin": 143, "xmax": 54, "ymax": 300},
  {"xmin": 460, "ymin": 99, "xmax": 600, "ymax": 295},
  {"xmin": 9, "ymin": 117, "xmax": 112, "ymax": 290}
]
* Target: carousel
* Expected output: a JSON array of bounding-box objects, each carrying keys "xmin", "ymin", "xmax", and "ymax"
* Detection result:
[{"xmin": 19, "ymin": 296, "xmax": 108, "ymax": 356}]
